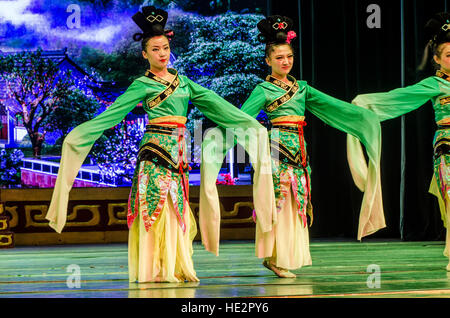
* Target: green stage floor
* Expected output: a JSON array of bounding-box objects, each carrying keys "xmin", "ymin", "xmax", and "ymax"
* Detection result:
[{"xmin": 1, "ymin": 240, "xmax": 449, "ymax": 298}]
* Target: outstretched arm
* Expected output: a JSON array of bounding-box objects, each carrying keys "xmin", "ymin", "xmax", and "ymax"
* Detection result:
[
  {"xmin": 188, "ymin": 79, "xmax": 275, "ymax": 255},
  {"xmin": 46, "ymin": 80, "xmax": 147, "ymax": 233},
  {"xmin": 305, "ymin": 83, "xmax": 384, "ymax": 240},
  {"xmin": 345, "ymin": 77, "xmax": 441, "ymax": 239},
  {"xmin": 352, "ymin": 77, "xmax": 439, "ymax": 121}
]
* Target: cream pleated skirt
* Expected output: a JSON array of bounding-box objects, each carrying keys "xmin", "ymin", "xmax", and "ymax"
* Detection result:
[
  {"xmin": 255, "ymin": 187, "xmax": 312, "ymax": 270},
  {"xmin": 128, "ymin": 193, "xmax": 199, "ymax": 283}
]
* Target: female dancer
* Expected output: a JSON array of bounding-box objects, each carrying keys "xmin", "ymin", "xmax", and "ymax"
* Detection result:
[
  {"xmin": 45, "ymin": 6, "xmax": 277, "ymax": 282},
  {"xmin": 199, "ymin": 15, "xmax": 384, "ymax": 277},
  {"xmin": 348, "ymin": 12, "xmax": 450, "ymax": 271}
]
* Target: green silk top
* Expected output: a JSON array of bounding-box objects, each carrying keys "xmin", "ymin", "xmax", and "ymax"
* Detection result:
[
  {"xmin": 241, "ymin": 79, "xmax": 380, "ymax": 161},
  {"xmin": 351, "ymin": 76, "xmax": 450, "ymax": 124},
  {"xmin": 200, "ymin": 76, "xmax": 385, "ymax": 243},
  {"xmin": 46, "ymin": 69, "xmax": 276, "ymax": 235},
  {"xmin": 348, "ymin": 75, "xmax": 450, "ymax": 229}
]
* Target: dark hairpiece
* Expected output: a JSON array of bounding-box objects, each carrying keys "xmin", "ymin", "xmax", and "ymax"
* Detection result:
[
  {"xmin": 418, "ymin": 12, "xmax": 450, "ymax": 71},
  {"xmin": 257, "ymin": 15, "xmax": 297, "ymax": 58},
  {"xmin": 132, "ymin": 6, "xmax": 175, "ymax": 43},
  {"xmin": 257, "ymin": 15, "xmax": 297, "ymax": 45},
  {"xmin": 425, "ymin": 12, "xmax": 450, "ymax": 49}
]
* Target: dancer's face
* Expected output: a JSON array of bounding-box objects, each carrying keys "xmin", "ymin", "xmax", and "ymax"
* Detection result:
[
  {"xmin": 142, "ymin": 35, "xmax": 170, "ymax": 71},
  {"xmin": 434, "ymin": 42, "xmax": 450, "ymax": 74},
  {"xmin": 266, "ymin": 44, "xmax": 294, "ymax": 78}
]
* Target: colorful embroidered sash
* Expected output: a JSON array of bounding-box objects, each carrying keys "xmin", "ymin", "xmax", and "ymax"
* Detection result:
[
  {"xmin": 269, "ymin": 116, "xmax": 311, "ymax": 228},
  {"xmin": 434, "ymin": 124, "xmax": 450, "ymax": 160},
  {"xmin": 144, "ymin": 69, "xmax": 180, "ymax": 109},
  {"xmin": 138, "ymin": 122, "xmax": 190, "ymax": 200},
  {"xmin": 159, "ymin": 121, "xmax": 190, "ymax": 208},
  {"xmin": 265, "ymin": 74, "xmax": 300, "ymax": 112},
  {"xmin": 138, "ymin": 126, "xmax": 189, "ymax": 172},
  {"xmin": 271, "ymin": 122, "xmax": 308, "ymax": 168}
]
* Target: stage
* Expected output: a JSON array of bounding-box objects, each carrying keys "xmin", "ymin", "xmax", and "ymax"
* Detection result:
[{"xmin": 1, "ymin": 239, "xmax": 449, "ymax": 299}]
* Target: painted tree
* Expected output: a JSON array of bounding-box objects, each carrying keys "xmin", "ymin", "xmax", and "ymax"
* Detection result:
[
  {"xmin": 172, "ymin": 12, "xmax": 267, "ymax": 169},
  {"xmin": 173, "ymin": 12, "xmax": 267, "ymax": 139},
  {"xmin": 75, "ymin": 43, "xmax": 147, "ymax": 87},
  {"xmin": 0, "ymin": 148, "xmax": 24, "ymax": 188},
  {"xmin": 90, "ymin": 121, "xmax": 144, "ymax": 184},
  {"xmin": 173, "ymin": 12, "xmax": 267, "ymax": 109},
  {"xmin": 0, "ymin": 49, "xmax": 73, "ymax": 157},
  {"xmin": 43, "ymin": 88, "xmax": 103, "ymax": 142}
]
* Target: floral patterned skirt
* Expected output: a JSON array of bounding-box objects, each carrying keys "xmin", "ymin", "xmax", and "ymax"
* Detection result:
[
  {"xmin": 255, "ymin": 178, "xmax": 312, "ymax": 270},
  {"xmin": 255, "ymin": 127, "xmax": 313, "ymax": 270},
  {"xmin": 127, "ymin": 123, "xmax": 198, "ymax": 282},
  {"xmin": 128, "ymin": 188, "xmax": 198, "ymax": 283},
  {"xmin": 432, "ymin": 127, "xmax": 450, "ymax": 261}
]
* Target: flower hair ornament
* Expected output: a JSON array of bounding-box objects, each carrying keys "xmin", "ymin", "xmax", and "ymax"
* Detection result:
[
  {"xmin": 132, "ymin": 6, "xmax": 175, "ymax": 41},
  {"xmin": 286, "ymin": 31, "xmax": 297, "ymax": 44},
  {"xmin": 257, "ymin": 15, "xmax": 296, "ymax": 44}
]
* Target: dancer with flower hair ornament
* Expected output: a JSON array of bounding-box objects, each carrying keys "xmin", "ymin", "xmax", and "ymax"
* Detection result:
[
  {"xmin": 348, "ymin": 12, "xmax": 450, "ymax": 272},
  {"xmin": 46, "ymin": 6, "xmax": 277, "ymax": 283},
  {"xmin": 200, "ymin": 15, "xmax": 385, "ymax": 277}
]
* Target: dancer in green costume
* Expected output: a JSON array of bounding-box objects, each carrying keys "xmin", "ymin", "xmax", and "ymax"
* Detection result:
[
  {"xmin": 199, "ymin": 15, "xmax": 384, "ymax": 278},
  {"xmin": 46, "ymin": 6, "xmax": 277, "ymax": 282},
  {"xmin": 348, "ymin": 12, "xmax": 450, "ymax": 272}
]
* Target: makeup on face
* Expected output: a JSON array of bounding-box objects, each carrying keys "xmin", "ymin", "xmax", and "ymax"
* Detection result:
[
  {"xmin": 436, "ymin": 43, "xmax": 450, "ymax": 75},
  {"xmin": 142, "ymin": 35, "xmax": 170, "ymax": 70},
  {"xmin": 266, "ymin": 44, "xmax": 294, "ymax": 79}
]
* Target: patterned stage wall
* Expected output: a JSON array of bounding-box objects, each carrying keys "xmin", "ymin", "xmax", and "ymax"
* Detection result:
[{"xmin": 0, "ymin": 186, "xmax": 256, "ymax": 246}]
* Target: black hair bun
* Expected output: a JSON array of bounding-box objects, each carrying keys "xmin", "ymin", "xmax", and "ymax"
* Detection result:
[
  {"xmin": 275, "ymin": 32, "xmax": 288, "ymax": 42},
  {"xmin": 257, "ymin": 15, "xmax": 295, "ymax": 44},
  {"xmin": 132, "ymin": 6, "xmax": 173, "ymax": 41},
  {"xmin": 425, "ymin": 12, "xmax": 450, "ymax": 46},
  {"xmin": 152, "ymin": 24, "xmax": 164, "ymax": 36}
]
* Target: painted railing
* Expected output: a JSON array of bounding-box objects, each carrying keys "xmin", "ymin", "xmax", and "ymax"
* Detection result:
[{"xmin": 21, "ymin": 157, "xmax": 117, "ymax": 187}]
